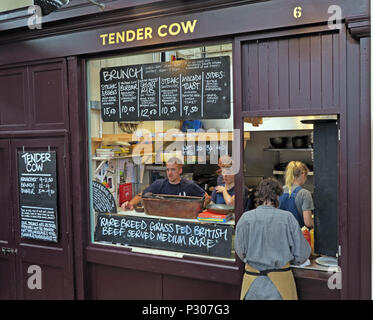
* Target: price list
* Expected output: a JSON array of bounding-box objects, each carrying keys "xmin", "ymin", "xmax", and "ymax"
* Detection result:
[
  {"xmin": 100, "ymin": 56, "xmax": 230, "ymax": 122},
  {"xmin": 18, "ymin": 151, "xmax": 58, "ymax": 242}
]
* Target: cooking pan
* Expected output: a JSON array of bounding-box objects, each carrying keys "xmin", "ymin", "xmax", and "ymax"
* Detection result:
[
  {"xmin": 142, "ymin": 193, "xmax": 204, "ymax": 218},
  {"xmin": 206, "ymin": 203, "xmax": 234, "ymax": 214},
  {"xmin": 292, "ymin": 135, "xmax": 310, "ymax": 148},
  {"xmin": 269, "ymin": 137, "xmax": 289, "ymax": 149}
]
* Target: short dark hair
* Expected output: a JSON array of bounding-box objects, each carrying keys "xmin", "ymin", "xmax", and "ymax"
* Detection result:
[{"xmin": 255, "ymin": 178, "xmax": 283, "ymax": 207}]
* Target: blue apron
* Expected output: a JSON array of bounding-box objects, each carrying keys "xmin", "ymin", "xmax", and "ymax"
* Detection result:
[{"xmin": 279, "ymin": 186, "xmax": 304, "ymax": 228}]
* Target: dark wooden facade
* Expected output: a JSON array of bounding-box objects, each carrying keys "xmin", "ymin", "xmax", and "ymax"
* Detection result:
[{"xmin": 0, "ymin": 0, "xmax": 370, "ymax": 299}]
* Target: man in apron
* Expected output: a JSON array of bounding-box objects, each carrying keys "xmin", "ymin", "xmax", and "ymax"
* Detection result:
[{"xmin": 235, "ymin": 178, "xmax": 311, "ymax": 300}]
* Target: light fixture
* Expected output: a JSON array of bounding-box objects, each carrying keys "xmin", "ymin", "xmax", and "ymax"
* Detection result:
[
  {"xmin": 34, "ymin": 0, "xmax": 105, "ymax": 16},
  {"xmin": 34, "ymin": 0, "xmax": 70, "ymax": 15}
]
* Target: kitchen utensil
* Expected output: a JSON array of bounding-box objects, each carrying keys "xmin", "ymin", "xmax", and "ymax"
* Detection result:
[
  {"xmin": 206, "ymin": 203, "xmax": 234, "ymax": 214},
  {"xmin": 292, "ymin": 135, "xmax": 310, "ymax": 148},
  {"xmin": 315, "ymin": 256, "xmax": 338, "ymax": 267},
  {"xmin": 269, "ymin": 137, "xmax": 289, "ymax": 149},
  {"xmin": 134, "ymin": 204, "xmax": 145, "ymax": 213},
  {"xmin": 142, "ymin": 193, "xmax": 204, "ymax": 218},
  {"xmin": 274, "ymin": 162, "xmax": 289, "ymax": 171}
]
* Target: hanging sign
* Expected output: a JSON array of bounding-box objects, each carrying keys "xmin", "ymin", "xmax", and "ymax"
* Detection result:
[{"xmin": 18, "ymin": 151, "xmax": 58, "ymax": 242}]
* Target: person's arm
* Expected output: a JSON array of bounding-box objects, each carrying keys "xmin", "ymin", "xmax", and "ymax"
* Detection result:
[
  {"xmin": 300, "ymin": 191, "xmax": 314, "ymax": 228},
  {"xmin": 303, "ymin": 210, "xmax": 314, "ymax": 228},
  {"xmin": 234, "ymin": 214, "xmax": 248, "ymax": 262},
  {"xmin": 121, "ymin": 179, "xmax": 162, "ymax": 211},
  {"xmin": 121, "ymin": 193, "xmax": 141, "ymax": 210},
  {"xmin": 215, "ymin": 186, "xmax": 234, "ymax": 206},
  {"xmin": 289, "ymin": 215, "xmax": 311, "ymax": 265}
]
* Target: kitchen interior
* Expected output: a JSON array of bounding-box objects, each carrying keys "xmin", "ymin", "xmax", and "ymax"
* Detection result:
[
  {"xmin": 88, "ymin": 43, "xmax": 242, "ymax": 259},
  {"xmin": 244, "ymin": 115, "xmax": 339, "ymax": 271},
  {"xmin": 87, "ymin": 42, "xmax": 339, "ymax": 268}
]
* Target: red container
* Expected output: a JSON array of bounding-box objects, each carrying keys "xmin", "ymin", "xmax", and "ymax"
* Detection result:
[{"xmin": 119, "ymin": 183, "xmax": 132, "ymax": 205}]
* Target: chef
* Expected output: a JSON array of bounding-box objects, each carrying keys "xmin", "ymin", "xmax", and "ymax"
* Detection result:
[
  {"xmin": 121, "ymin": 157, "xmax": 209, "ymax": 210},
  {"xmin": 235, "ymin": 178, "xmax": 311, "ymax": 300},
  {"xmin": 211, "ymin": 161, "xmax": 249, "ymax": 207},
  {"xmin": 215, "ymin": 155, "xmax": 233, "ymax": 186},
  {"xmin": 279, "ymin": 161, "xmax": 314, "ymax": 228}
]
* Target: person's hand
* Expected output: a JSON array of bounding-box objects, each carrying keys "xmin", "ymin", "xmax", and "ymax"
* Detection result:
[
  {"xmin": 120, "ymin": 201, "xmax": 133, "ymax": 211},
  {"xmin": 215, "ymin": 186, "xmax": 226, "ymax": 193}
]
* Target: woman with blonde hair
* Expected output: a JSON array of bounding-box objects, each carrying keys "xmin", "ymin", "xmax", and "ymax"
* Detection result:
[{"xmin": 279, "ymin": 161, "xmax": 314, "ymax": 228}]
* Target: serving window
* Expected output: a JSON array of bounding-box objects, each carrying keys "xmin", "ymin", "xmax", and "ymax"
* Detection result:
[
  {"xmin": 244, "ymin": 115, "xmax": 339, "ymax": 271},
  {"xmin": 86, "ymin": 43, "xmax": 245, "ymax": 260}
]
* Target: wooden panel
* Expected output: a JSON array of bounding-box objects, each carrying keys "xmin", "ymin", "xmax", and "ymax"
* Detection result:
[
  {"xmin": 358, "ymin": 37, "xmax": 371, "ymax": 299},
  {"xmin": 242, "ymin": 32, "xmax": 340, "ymax": 114},
  {"xmin": 11, "ymin": 137, "xmax": 74, "ymax": 299},
  {"xmin": 163, "ymin": 274, "xmax": 239, "ymax": 300},
  {"xmin": 88, "ymin": 263, "xmax": 162, "ymax": 300},
  {"xmin": 29, "ymin": 61, "xmax": 67, "ymax": 129},
  {"xmin": 293, "ymin": 270, "xmax": 341, "ymax": 300},
  {"xmin": 0, "ymin": 139, "xmax": 16, "ymax": 300},
  {"xmin": 0, "ymin": 257, "xmax": 16, "ymax": 299},
  {"xmin": 310, "ymin": 34, "xmax": 322, "ymax": 109},
  {"xmin": 0, "ymin": 140, "xmax": 12, "ymax": 242},
  {"xmin": 0, "ymin": 67, "xmax": 28, "ymax": 129},
  {"xmin": 20, "ymin": 263, "xmax": 65, "ymax": 300}
]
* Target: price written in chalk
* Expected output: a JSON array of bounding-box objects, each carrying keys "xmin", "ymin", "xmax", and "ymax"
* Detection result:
[
  {"xmin": 100, "ymin": 56, "xmax": 231, "ymax": 121},
  {"xmin": 18, "ymin": 151, "xmax": 58, "ymax": 242}
]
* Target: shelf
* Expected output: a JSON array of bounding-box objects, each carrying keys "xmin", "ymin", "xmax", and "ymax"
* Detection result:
[
  {"xmin": 273, "ymin": 170, "xmax": 314, "ymax": 176},
  {"xmin": 93, "ymin": 131, "xmax": 250, "ymax": 143},
  {"xmin": 264, "ymin": 148, "xmax": 313, "ymax": 152},
  {"xmin": 92, "ymin": 153, "xmax": 155, "ymax": 161}
]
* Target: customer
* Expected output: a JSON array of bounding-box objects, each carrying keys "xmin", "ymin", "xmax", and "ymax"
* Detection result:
[
  {"xmin": 235, "ymin": 178, "xmax": 311, "ymax": 300},
  {"xmin": 279, "ymin": 161, "xmax": 314, "ymax": 228},
  {"xmin": 121, "ymin": 157, "xmax": 208, "ymax": 210}
]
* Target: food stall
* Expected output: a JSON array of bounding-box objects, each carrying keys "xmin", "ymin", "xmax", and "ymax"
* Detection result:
[{"xmin": 0, "ymin": 0, "xmax": 370, "ymax": 300}]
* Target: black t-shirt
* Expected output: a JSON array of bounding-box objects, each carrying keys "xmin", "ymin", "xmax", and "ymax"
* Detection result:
[{"xmin": 143, "ymin": 178, "xmax": 205, "ymax": 197}]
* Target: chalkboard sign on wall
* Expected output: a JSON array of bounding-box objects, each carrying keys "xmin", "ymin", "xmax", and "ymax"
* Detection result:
[
  {"xmin": 92, "ymin": 181, "xmax": 117, "ymax": 214},
  {"xmin": 100, "ymin": 56, "xmax": 231, "ymax": 121},
  {"xmin": 18, "ymin": 151, "xmax": 58, "ymax": 242},
  {"xmin": 94, "ymin": 213, "xmax": 233, "ymax": 258}
]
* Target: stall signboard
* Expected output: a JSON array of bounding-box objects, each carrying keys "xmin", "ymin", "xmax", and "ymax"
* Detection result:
[
  {"xmin": 18, "ymin": 151, "xmax": 58, "ymax": 242},
  {"xmin": 94, "ymin": 213, "xmax": 233, "ymax": 258},
  {"xmin": 100, "ymin": 56, "xmax": 230, "ymax": 122}
]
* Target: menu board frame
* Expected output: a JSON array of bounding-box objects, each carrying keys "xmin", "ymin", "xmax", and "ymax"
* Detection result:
[
  {"xmin": 99, "ymin": 56, "xmax": 231, "ymax": 122},
  {"xmin": 18, "ymin": 151, "xmax": 58, "ymax": 242}
]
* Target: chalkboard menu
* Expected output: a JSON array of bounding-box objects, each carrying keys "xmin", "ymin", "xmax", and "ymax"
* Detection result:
[
  {"xmin": 92, "ymin": 181, "xmax": 117, "ymax": 214},
  {"xmin": 100, "ymin": 56, "xmax": 231, "ymax": 121},
  {"xmin": 18, "ymin": 151, "xmax": 58, "ymax": 242},
  {"xmin": 94, "ymin": 213, "xmax": 233, "ymax": 258}
]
